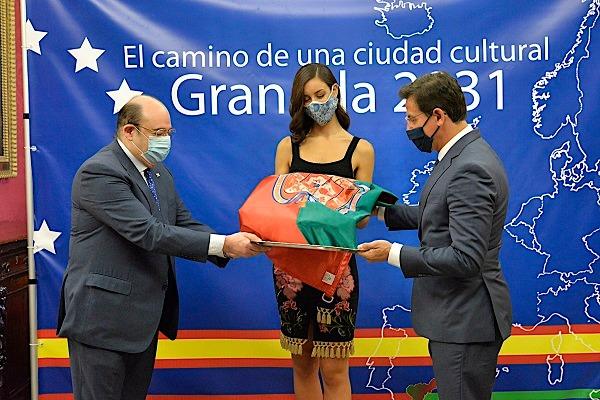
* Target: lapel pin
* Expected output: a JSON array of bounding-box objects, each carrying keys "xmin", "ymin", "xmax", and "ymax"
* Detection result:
[{"xmin": 155, "ymin": 173, "xmax": 160, "ymax": 177}]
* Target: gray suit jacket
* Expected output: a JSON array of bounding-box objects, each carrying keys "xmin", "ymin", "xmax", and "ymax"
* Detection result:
[
  {"xmin": 57, "ymin": 140, "xmax": 228, "ymax": 353},
  {"xmin": 385, "ymin": 129, "xmax": 512, "ymax": 343}
]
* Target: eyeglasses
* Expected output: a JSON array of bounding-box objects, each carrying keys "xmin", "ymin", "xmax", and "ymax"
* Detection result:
[
  {"xmin": 404, "ymin": 112, "xmax": 427, "ymax": 124},
  {"xmin": 133, "ymin": 124, "xmax": 176, "ymax": 137}
]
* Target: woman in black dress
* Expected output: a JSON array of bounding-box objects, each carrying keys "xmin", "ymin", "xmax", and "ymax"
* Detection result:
[{"xmin": 274, "ymin": 63, "xmax": 375, "ymax": 400}]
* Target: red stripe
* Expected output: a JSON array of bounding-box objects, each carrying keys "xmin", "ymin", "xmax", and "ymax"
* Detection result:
[
  {"xmin": 38, "ymin": 324, "xmax": 600, "ymax": 340},
  {"xmin": 39, "ymin": 359, "xmax": 71, "ymax": 367},
  {"xmin": 354, "ymin": 328, "xmax": 419, "ymax": 337},
  {"xmin": 155, "ymin": 358, "xmax": 294, "ymax": 368},
  {"xmin": 510, "ymin": 324, "xmax": 600, "ymax": 335},
  {"xmin": 498, "ymin": 353, "xmax": 600, "ymax": 364},
  {"xmin": 40, "ymin": 394, "xmax": 413, "ymax": 400},
  {"xmin": 38, "ymin": 329, "xmax": 283, "ymax": 339},
  {"xmin": 39, "ymin": 329, "xmax": 56, "ymax": 338},
  {"xmin": 38, "ymin": 353, "xmax": 600, "ymax": 369},
  {"xmin": 150, "ymin": 357, "xmax": 430, "ymax": 368},
  {"xmin": 166, "ymin": 330, "xmax": 281, "ymax": 339}
]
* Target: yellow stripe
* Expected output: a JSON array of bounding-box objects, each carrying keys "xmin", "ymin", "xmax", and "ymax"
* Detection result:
[
  {"xmin": 38, "ymin": 333, "xmax": 600, "ymax": 360},
  {"xmin": 159, "ymin": 339, "xmax": 292, "ymax": 359}
]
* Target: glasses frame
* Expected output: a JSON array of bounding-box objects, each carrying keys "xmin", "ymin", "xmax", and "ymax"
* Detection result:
[
  {"xmin": 133, "ymin": 124, "xmax": 175, "ymax": 137},
  {"xmin": 404, "ymin": 112, "xmax": 427, "ymax": 124}
]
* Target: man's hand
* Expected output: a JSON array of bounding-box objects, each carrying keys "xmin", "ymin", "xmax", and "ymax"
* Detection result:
[
  {"xmin": 223, "ymin": 232, "xmax": 268, "ymax": 258},
  {"xmin": 371, "ymin": 206, "xmax": 381, "ymax": 217},
  {"xmin": 357, "ymin": 216, "xmax": 370, "ymax": 229},
  {"xmin": 357, "ymin": 240, "xmax": 392, "ymax": 262}
]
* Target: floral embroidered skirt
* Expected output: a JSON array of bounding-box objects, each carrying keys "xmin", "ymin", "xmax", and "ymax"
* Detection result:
[{"xmin": 273, "ymin": 255, "xmax": 358, "ymax": 359}]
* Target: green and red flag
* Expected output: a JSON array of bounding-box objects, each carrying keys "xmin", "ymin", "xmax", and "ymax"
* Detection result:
[{"xmin": 239, "ymin": 173, "xmax": 397, "ymax": 296}]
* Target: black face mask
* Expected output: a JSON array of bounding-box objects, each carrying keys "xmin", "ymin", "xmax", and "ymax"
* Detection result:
[{"xmin": 406, "ymin": 114, "xmax": 440, "ymax": 153}]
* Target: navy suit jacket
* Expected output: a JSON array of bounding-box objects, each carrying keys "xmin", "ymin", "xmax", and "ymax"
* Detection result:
[
  {"xmin": 385, "ymin": 130, "xmax": 512, "ymax": 343},
  {"xmin": 57, "ymin": 140, "xmax": 228, "ymax": 353}
]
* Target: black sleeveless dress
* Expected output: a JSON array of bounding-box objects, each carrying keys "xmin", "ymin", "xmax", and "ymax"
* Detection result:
[{"xmin": 274, "ymin": 136, "xmax": 361, "ymax": 359}]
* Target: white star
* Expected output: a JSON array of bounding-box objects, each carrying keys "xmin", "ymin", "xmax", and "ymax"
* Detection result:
[
  {"xmin": 25, "ymin": 20, "xmax": 48, "ymax": 55},
  {"xmin": 33, "ymin": 220, "xmax": 62, "ymax": 254},
  {"xmin": 106, "ymin": 79, "xmax": 143, "ymax": 113},
  {"xmin": 68, "ymin": 37, "xmax": 105, "ymax": 73}
]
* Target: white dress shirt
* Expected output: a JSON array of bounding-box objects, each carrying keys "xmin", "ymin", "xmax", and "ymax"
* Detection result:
[
  {"xmin": 117, "ymin": 139, "xmax": 226, "ymax": 257},
  {"xmin": 382, "ymin": 124, "xmax": 473, "ymax": 267}
]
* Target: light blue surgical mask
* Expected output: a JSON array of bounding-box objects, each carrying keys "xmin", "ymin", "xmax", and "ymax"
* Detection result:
[
  {"xmin": 133, "ymin": 127, "xmax": 171, "ymax": 165},
  {"xmin": 305, "ymin": 86, "xmax": 339, "ymax": 126}
]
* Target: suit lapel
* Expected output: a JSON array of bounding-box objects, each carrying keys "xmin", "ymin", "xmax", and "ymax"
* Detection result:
[
  {"xmin": 110, "ymin": 141, "xmax": 159, "ymax": 215},
  {"xmin": 418, "ymin": 157, "xmax": 451, "ymax": 240},
  {"xmin": 417, "ymin": 130, "xmax": 482, "ymax": 239}
]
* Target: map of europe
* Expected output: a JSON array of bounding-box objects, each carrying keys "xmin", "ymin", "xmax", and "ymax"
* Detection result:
[{"xmin": 367, "ymin": 0, "xmax": 600, "ymax": 398}]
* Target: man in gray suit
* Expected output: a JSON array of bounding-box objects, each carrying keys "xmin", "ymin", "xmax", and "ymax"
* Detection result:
[
  {"xmin": 358, "ymin": 72, "xmax": 512, "ymax": 399},
  {"xmin": 57, "ymin": 95, "xmax": 266, "ymax": 399}
]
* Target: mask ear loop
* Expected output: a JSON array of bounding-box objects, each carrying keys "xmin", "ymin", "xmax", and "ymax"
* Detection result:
[
  {"xmin": 429, "ymin": 108, "xmax": 446, "ymax": 139},
  {"xmin": 329, "ymin": 84, "xmax": 339, "ymax": 103},
  {"xmin": 306, "ymin": 84, "xmax": 339, "ymax": 107},
  {"xmin": 129, "ymin": 127, "xmax": 155, "ymax": 168}
]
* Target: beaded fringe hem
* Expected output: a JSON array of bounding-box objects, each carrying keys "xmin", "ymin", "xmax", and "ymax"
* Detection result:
[
  {"xmin": 311, "ymin": 340, "xmax": 354, "ymax": 359},
  {"xmin": 280, "ymin": 334, "xmax": 308, "ymax": 355},
  {"xmin": 280, "ymin": 334, "xmax": 354, "ymax": 358}
]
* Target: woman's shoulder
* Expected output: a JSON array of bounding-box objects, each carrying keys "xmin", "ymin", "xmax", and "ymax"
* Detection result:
[
  {"xmin": 352, "ymin": 136, "xmax": 374, "ymax": 155},
  {"xmin": 275, "ymin": 135, "xmax": 294, "ymax": 157},
  {"xmin": 276, "ymin": 135, "xmax": 293, "ymax": 149}
]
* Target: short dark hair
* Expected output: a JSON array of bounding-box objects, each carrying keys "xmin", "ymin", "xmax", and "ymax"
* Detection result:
[
  {"xmin": 399, "ymin": 71, "xmax": 467, "ymax": 122},
  {"xmin": 116, "ymin": 101, "xmax": 143, "ymax": 134},
  {"xmin": 289, "ymin": 63, "xmax": 350, "ymax": 144}
]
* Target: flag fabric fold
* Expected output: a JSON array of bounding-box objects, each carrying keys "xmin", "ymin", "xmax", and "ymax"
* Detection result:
[{"xmin": 239, "ymin": 173, "xmax": 397, "ymax": 296}]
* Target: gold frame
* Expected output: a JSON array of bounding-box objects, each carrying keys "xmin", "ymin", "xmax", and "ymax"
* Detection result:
[{"xmin": 0, "ymin": 0, "xmax": 18, "ymax": 178}]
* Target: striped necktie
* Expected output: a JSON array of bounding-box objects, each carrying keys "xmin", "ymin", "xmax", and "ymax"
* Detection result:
[{"xmin": 143, "ymin": 169, "xmax": 161, "ymax": 210}]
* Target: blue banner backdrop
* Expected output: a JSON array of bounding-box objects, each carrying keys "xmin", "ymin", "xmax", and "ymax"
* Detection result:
[{"xmin": 28, "ymin": 0, "xmax": 599, "ymax": 398}]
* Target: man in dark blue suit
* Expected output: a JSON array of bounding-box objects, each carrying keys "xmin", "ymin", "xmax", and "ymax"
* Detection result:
[
  {"xmin": 359, "ymin": 72, "xmax": 512, "ymax": 399},
  {"xmin": 57, "ymin": 95, "xmax": 265, "ymax": 399}
]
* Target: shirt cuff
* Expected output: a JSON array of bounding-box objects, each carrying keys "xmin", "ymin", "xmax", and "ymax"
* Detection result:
[
  {"xmin": 388, "ymin": 242, "xmax": 403, "ymax": 268},
  {"xmin": 208, "ymin": 234, "xmax": 226, "ymax": 258},
  {"xmin": 377, "ymin": 206, "xmax": 386, "ymax": 221}
]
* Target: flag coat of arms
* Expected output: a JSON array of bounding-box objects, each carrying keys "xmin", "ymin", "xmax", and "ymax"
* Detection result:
[{"xmin": 239, "ymin": 173, "xmax": 397, "ymax": 296}]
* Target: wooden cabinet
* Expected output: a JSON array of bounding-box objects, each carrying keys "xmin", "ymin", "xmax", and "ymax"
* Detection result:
[{"xmin": 0, "ymin": 240, "xmax": 30, "ymax": 400}]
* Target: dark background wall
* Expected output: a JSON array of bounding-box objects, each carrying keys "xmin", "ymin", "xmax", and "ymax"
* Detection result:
[{"xmin": 0, "ymin": 1, "xmax": 30, "ymax": 399}]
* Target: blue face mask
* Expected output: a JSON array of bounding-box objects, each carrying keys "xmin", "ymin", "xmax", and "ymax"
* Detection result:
[
  {"xmin": 305, "ymin": 86, "xmax": 339, "ymax": 126},
  {"xmin": 134, "ymin": 127, "xmax": 171, "ymax": 165},
  {"xmin": 406, "ymin": 114, "xmax": 440, "ymax": 153}
]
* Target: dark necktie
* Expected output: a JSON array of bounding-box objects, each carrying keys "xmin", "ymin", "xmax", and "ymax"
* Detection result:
[{"xmin": 144, "ymin": 169, "xmax": 161, "ymax": 210}]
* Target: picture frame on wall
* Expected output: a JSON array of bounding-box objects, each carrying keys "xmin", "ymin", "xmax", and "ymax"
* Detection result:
[{"xmin": 0, "ymin": 0, "xmax": 17, "ymax": 178}]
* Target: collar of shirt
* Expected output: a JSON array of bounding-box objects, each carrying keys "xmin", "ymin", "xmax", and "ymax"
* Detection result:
[
  {"xmin": 117, "ymin": 138, "xmax": 147, "ymax": 180},
  {"xmin": 115, "ymin": 138, "xmax": 224, "ymax": 256},
  {"xmin": 437, "ymin": 124, "xmax": 473, "ymax": 161}
]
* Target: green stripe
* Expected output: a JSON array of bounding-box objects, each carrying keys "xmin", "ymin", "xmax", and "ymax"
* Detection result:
[
  {"xmin": 296, "ymin": 180, "xmax": 393, "ymax": 248},
  {"xmin": 298, "ymin": 201, "xmax": 357, "ymax": 248},
  {"xmin": 423, "ymin": 389, "xmax": 600, "ymax": 400}
]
